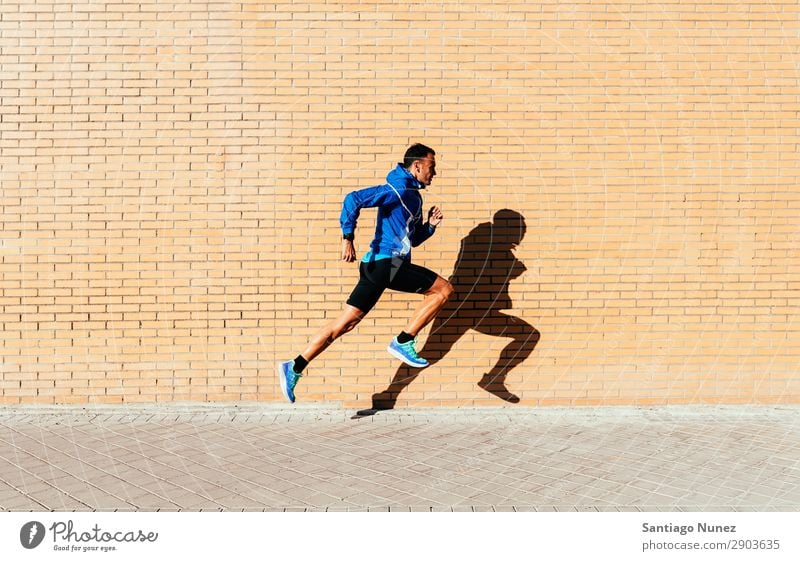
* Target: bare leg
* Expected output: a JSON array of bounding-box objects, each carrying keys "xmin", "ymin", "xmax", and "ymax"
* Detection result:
[
  {"xmin": 300, "ymin": 305, "xmax": 365, "ymax": 363},
  {"xmin": 403, "ymin": 276, "xmax": 454, "ymax": 336}
]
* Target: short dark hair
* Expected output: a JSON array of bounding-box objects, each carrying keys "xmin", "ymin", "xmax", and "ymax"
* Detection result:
[{"xmin": 403, "ymin": 143, "xmax": 435, "ymax": 168}]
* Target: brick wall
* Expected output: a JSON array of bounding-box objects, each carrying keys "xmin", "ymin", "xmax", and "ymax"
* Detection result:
[{"xmin": 2, "ymin": 1, "xmax": 799, "ymax": 407}]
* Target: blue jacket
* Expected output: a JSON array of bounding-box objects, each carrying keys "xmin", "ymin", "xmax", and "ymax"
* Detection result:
[{"xmin": 340, "ymin": 164, "xmax": 436, "ymax": 262}]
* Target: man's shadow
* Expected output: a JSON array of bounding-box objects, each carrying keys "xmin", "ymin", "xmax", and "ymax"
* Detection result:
[{"xmin": 356, "ymin": 209, "xmax": 540, "ymax": 417}]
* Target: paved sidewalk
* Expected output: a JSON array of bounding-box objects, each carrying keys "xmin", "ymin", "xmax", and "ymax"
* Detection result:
[{"xmin": 0, "ymin": 404, "xmax": 798, "ymax": 512}]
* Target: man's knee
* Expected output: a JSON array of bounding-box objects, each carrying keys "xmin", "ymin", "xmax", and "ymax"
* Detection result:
[
  {"xmin": 341, "ymin": 317, "xmax": 361, "ymax": 334},
  {"xmin": 430, "ymin": 278, "xmax": 454, "ymax": 301},
  {"xmin": 332, "ymin": 309, "xmax": 364, "ymax": 338},
  {"xmin": 441, "ymin": 280, "xmax": 454, "ymax": 300}
]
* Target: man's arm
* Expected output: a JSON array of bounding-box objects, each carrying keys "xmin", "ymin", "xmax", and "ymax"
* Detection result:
[
  {"xmin": 410, "ymin": 206, "xmax": 443, "ymax": 247},
  {"xmin": 340, "ymin": 184, "xmax": 396, "ymax": 238},
  {"xmin": 340, "ymin": 184, "xmax": 396, "ymax": 262},
  {"xmin": 341, "ymin": 239, "xmax": 357, "ymax": 262}
]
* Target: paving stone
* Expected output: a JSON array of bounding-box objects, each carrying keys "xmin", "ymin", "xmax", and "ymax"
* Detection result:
[{"xmin": 0, "ymin": 405, "xmax": 796, "ymax": 512}]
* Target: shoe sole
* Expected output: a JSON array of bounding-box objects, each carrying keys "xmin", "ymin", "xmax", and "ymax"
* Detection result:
[
  {"xmin": 277, "ymin": 362, "xmax": 294, "ymax": 403},
  {"xmin": 386, "ymin": 344, "xmax": 428, "ymax": 368}
]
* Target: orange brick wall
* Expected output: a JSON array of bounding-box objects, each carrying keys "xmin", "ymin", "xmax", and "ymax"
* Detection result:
[{"xmin": 2, "ymin": 1, "xmax": 799, "ymax": 407}]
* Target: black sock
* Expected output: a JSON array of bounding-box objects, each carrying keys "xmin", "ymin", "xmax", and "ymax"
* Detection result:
[
  {"xmin": 293, "ymin": 355, "xmax": 309, "ymax": 373},
  {"xmin": 397, "ymin": 331, "xmax": 414, "ymax": 344}
]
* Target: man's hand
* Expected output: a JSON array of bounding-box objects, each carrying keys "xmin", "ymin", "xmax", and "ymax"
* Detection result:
[
  {"xmin": 342, "ymin": 239, "xmax": 356, "ymax": 262},
  {"xmin": 428, "ymin": 206, "xmax": 443, "ymax": 227}
]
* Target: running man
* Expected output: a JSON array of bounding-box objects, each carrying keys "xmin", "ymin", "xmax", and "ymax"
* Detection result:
[{"xmin": 278, "ymin": 144, "xmax": 454, "ymax": 403}]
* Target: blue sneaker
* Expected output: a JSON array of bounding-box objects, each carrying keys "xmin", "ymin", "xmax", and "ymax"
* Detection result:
[
  {"xmin": 278, "ymin": 360, "xmax": 302, "ymax": 403},
  {"xmin": 387, "ymin": 337, "xmax": 429, "ymax": 368}
]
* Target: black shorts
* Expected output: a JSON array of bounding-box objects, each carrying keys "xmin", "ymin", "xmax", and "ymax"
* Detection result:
[{"xmin": 346, "ymin": 258, "xmax": 439, "ymax": 314}]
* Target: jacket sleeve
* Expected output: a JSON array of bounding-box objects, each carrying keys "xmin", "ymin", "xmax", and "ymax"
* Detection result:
[
  {"xmin": 409, "ymin": 217, "xmax": 436, "ymax": 247},
  {"xmin": 340, "ymin": 184, "xmax": 396, "ymax": 236}
]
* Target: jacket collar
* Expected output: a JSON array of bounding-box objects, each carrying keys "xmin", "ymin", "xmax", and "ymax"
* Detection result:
[{"xmin": 388, "ymin": 163, "xmax": 425, "ymax": 190}]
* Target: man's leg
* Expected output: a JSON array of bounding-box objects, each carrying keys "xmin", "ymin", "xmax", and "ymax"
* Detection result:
[
  {"xmin": 300, "ymin": 304, "xmax": 365, "ymax": 363},
  {"xmin": 278, "ymin": 304, "xmax": 365, "ymax": 403},
  {"xmin": 279, "ymin": 260, "xmax": 383, "ymax": 403},
  {"xmin": 387, "ymin": 272, "xmax": 454, "ymax": 368},
  {"xmin": 403, "ymin": 276, "xmax": 454, "ymax": 336}
]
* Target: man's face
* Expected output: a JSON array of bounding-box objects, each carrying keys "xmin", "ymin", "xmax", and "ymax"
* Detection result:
[{"xmin": 411, "ymin": 154, "xmax": 436, "ymax": 186}]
